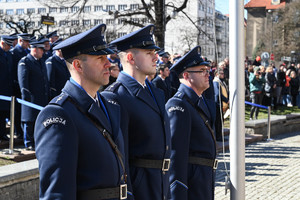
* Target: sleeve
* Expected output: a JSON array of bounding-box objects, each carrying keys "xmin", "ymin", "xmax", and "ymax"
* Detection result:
[
  {"xmin": 18, "ymin": 59, "xmax": 31, "ymax": 101},
  {"xmin": 45, "ymin": 58, "xmax": 56, "ymax": 99},
  {"xmin": 166, "ymin": 99, "xmax": 191, "ymax": 200},
  {"xmin": 34, "ymin": 105, "xmax": 78, "ymax": 200}
]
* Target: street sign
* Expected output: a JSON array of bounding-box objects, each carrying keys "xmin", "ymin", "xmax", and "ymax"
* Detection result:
[
  {"xmin": 41, "ymin": 16, "xmax": 54, "ymax": 25},
  {"xmin": 270, "ymin": 53, "xmax": 274, "ymax": 60},
  {"xmin": 261, "ymin": 52, "xmax": 270, "ymax": 67}
]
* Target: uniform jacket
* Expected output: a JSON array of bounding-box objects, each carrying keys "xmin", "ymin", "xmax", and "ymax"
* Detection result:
[
  {"xmin": 102, "ymin": 72, "xmax": 171, "ymax": 200},
  {"xmin": 45, "ymin": 55, "xmax": 70, "ymax": 100},
  {"xmin": 0, "ymin": 47, "xmax": 13, "ymax": 110},
  {"xmin": 34, "ymin": 80, "xmax": 126, "ymax": 200},
  {"xmin": 11, "ymin": 44, "xmax": 29, "ymax": 95},
  {"xmin": 152, "ymin": 75, "xmax": 172, "ymax": 103},
  {"xmin": 166, "ymin": 83, "xmax": 217, "ymax": 200},
  {"xmin": 18, "ymin": 54, "xmax": 49, "ymax": 122}
]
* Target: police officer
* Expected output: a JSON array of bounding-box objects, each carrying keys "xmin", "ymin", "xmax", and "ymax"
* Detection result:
[
  {"xmin": 0, "ymin": 36, "xmax": 14, "ymax": 141},
  {"xmin": 102, "ymin": 24, "xmax": 171, "ymax": 200},
  {"xmin": 11, "ymin": 33, "xmax": 31, "ymax": 138},
  {"xmin": 38, "ymin": 36, "xmax": 52, "ymax": 61},
  {"xmin": 34, "ymin": 24, "xmax": 127, "ymax": 200},
  {"xmin": 45, "ymin": 38, "xmax": 70, "ymax": 100},
  {"xmin": 18, "ymin": 39, "xmax": 49, "ymax": 150},
  {"xmin": 166, "ymin": 46, "xmax": 217, "ymax": 200}
]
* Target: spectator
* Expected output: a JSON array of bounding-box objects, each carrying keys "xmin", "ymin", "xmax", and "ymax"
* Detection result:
[
  {"xmin": 100, "ymin": 63, "xmax": 120, "ymax": 91},
  {"xmin": 249, "ymin": 66, "xmax": 265, "ymax": 120},
  {"xmin": 252, "ymin": 56, "xmax": 261, "ymax": 66},
  {"xmin": 213, "ymin": 69, "xmax": 229, "ymax": 141},
  {"xmin": 289, "ymin": 70, "xmax": 299, "ymax": 106},
  {"xmin": 276, "ymin": 65, "xmax": 286, "ymax": 105},
  {"xmin": 264, "ymin": 66, "xmax": 277, "ymax": 107},
  {"xmin": 282, "ymin": 69, "xmax": 292, "ymax": 107}
]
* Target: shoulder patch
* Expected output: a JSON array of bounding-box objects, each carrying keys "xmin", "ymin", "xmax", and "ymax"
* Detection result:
[
  {"xmin": 43, "ymin": 116, "xmax": 66, "ymax": 128},
  {"xmin": 107, "ymin": 99, "xmax": 119, "ymax": 105},
  {"xmin": 105, "ymin": 81, "xmax": 121, "ymax": 92},
  {"xmin": 49, "ymin": 93, "xmax": 69, "ymax": 106},
  {"xmin": 168, "ymin": 106, "xmax": 185, "ymax": 113},
  {"xmin": 174, "ymin": 92, "xmax": 184, "ymax": 99}
]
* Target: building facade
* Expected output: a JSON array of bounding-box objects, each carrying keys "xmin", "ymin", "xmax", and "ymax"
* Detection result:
[{"xmin": 0, "ymin": 0, "xmax": 229, "ymax": 62}]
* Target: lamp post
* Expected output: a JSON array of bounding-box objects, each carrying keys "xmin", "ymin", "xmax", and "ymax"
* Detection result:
[{"xmin": 268, "ymin": 10, "xmax": 274, "ymax": 55}]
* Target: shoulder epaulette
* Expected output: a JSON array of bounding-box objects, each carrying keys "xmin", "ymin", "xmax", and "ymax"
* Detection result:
[
  {"xmin": 105, "ymin": 81, "xmax": 121, "ymax": 92},
  {"xmin": 174, "ymin": 92, "xmax": 185, "ymax": 99},
  {"xmin": 49, "ymin": 93, "xmax": 69, "ymax": 106}
]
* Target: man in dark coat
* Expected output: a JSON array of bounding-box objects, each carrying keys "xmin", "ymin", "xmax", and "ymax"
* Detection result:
[
  {"xmin": 34, "ymin": 24, "xmax": 127, "ymax": 200},
  {"xmin": 102, "ymin": 24, "xmax": 171, "ymax": 200},
  {"xmin": 166, "ymin": 46, "xmax": 217, "ymax": 200},
  {"xmin": 45, "ymin": 39, "xmax": 70, "ymax": 100},
  {"xmin": 18, "ymin": 40, "xmax": 49, "ymax": 149},
  {"xmin": 10, "ymin": 33, "xmax": 31, "ymax": 138},
  {"xmin": 152, "ymin": 63, "xmax": 172, "ymax": 103},
  {"xmin": 0, "ymin": 36, "xmax": 14, "ymax": 141}
]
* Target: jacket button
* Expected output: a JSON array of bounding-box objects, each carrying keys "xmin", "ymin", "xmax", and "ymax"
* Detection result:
[{"xmin": 166, "ymin": 145, "xmax": 169, "ymax": 150}]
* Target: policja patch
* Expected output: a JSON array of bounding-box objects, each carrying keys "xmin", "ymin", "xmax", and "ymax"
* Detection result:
[{"xmin": 43, "ymin": 117, "xmax": 66, "ymax": 128}]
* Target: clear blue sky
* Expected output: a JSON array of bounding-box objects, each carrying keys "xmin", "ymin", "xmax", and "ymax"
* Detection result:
[{"xmin": 215, "ymin": 0, "xmax": 250, "ymax": 15}]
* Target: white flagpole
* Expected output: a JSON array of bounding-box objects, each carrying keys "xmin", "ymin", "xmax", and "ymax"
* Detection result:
[{"xmin": 229, "ymin": 0, "xmax": 245, "ymax": 199}]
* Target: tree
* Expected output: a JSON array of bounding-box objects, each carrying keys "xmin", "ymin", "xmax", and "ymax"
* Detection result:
[{"xmin": 271, "ymin": 0, "xmax": 300, "ymax": 62}]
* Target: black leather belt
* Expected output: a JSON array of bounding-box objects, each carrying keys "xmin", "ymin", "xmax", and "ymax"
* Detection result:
[
  {"xmin": 78, "ymin": 184, "xmax": 127, "ymax": 200},
  {"xmin": 188, "ymin": 156, "xmax": 218, "ymax": 170},
  {"xmin": 130, "ymin": 158, "xmax": 171, "ymax": 171}
]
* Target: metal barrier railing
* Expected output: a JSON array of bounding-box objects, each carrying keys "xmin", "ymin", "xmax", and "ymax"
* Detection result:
[
  {"xmin": 245, "ymin": 101, "xmax": 272, "ymax": 141},
  {"xmin": 0, "ymin": 95, "xmax": 44, "ymax": 154}
]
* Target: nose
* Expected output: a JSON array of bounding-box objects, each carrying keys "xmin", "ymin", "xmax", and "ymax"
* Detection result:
[{"xmin": 104, "ymin": 57, "xmax": 111, "ymax": 68}]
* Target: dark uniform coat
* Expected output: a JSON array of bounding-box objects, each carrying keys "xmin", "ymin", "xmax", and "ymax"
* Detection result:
[
  {"xmin": 166, "ymin": 83, "xmax": 217, "ymax": 200},
  {"xmin": 152, "ymin": 76, "xmax": 172, "ymax": 103},
  {"xmin": 11, "ymin": 44, "xmax": 29, "ymax": 95},
  {"xmin": 34, "ymin": 80, "xmax": 126, "ymax": 199},
  {"xmin": 102, "ymin": 72, "xmax": 171, "ymax": 200},
  {"xmin": 18, "ymin": 54, "xmax": 49, "ymax": 122},
  {"xmin": 45, "ymin": 55, "xmax": 70, "ymax": 100},
  {"xmin": 0, "ymin": 47, "xmax": 13, "ymax": 110}
]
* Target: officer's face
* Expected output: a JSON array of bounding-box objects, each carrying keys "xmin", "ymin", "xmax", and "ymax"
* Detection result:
[
  {"xmin": 80, "ymin": 54, "xmax": 111, "ymax": 87},
  {"xmin": 1, "ymin": 41, "xmax": 11, "ymax": 52},
  {"xmin": 32, "ymin": 47, "xmax": 44, "ymax": 59},
  {"xmin": 131, "ymin": 49, "xmax": 157, "ymax": 76},
  {"xmin": 44, "ymin": 42, "xmax": 50, "ymax": 51},
  {"xmin": 186, "ymin": 65, "xmax": 210, "ymax": 93},
  {"xmin": 162, "ymin": 67, "xmax": 170, "ymax": 78}
]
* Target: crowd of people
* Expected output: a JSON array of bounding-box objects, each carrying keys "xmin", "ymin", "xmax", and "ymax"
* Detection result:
[
  {"xmin": 2, "ymin": 23, "xmax": 297, "ymax": 200},
  {"xmin": 245, "ymin": 56, "xmax": 300, "ymax": 119}
]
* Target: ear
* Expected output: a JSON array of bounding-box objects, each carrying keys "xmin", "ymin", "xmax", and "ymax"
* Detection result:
[
  {"xmin": 182, "ymin": 71, "xmax": 189, "ymax": 79},
  {"xmin": 72, "ymin": 59, "xmax": 83, "ymax": 73},
  {"xmin": 127, "ymin": 52, "xmax": 135, "ymax": 65}
]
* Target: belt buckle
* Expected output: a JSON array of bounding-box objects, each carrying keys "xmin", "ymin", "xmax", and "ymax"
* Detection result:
[
  {"xmin": 120, "ymin": 184, "xmax": 127, "ymax": 200},
  {"xmin": 162, "ymin": 159, "xmax": 171, "ymax": 172},
  {"xmin": 213, "ymin": 159, "xmax": 218, "ymax": 170}
]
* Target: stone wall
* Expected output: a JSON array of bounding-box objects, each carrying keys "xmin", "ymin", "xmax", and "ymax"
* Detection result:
[{"xmin": 0, "ymin": 159, "xmax": 39, "ymax": 200}]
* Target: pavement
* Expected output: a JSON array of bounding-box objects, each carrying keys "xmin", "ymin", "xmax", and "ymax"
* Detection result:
[{"xmin": 215, "ymin": 131, "xmax": 300, "ymax": 200}]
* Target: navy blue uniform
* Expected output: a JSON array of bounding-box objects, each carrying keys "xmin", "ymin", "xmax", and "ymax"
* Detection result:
[
  {"xmin": 166, "ymin": 84, "xmax": 217, "ymax": 200},
  {"xmin": 152, "ymin": 76, "xmax": 172, "ymax": 103},
  {"xmin": 45, "ymin": 55, "xmax": 70, "ymax": 100},
  {"xmin": 35, "ymin": 80, "xmax": 126, "ymax": 199},
  {"xmin": 18, "ymin": 54, "xmax": 49, "ymax": 147},
  {"xmin": 102, "ymin": 72, "xmax": 171, "ymax": 200},
  {"xmin": 0, "ymin": 47, "xmax": 13, "ymax": 139},
  {"xmin": 11, "ymin": 44, "xmax": 28, "ymax": 136}
]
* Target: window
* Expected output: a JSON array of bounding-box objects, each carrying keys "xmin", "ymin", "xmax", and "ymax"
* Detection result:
[
  {"xmin": 118, "ymin": 4, "xmax": 127, "ymax": 11},
  {"xmin": 28, "ymin": 21, "xmax": 35, "ymax": 28},
  {"xmin": 16, "ymin": 9, "xmax": 24, "ymax": 15},
  {"xmin": 59, "ymin": 20, "xmax": 68, "ymax": 26},
  {"xmin": 94, "ymin": 19, "xmax": 103, "ymax": 25},
  {"xmin": 131, "ymin": 18, "xmax": 139, "ymax": 23},
  {"xmin": 106, "ymin": 19, "xmax": 114, "ymax": 25},
  {"xmin": 0, "ymin": 23, "xmax": 3, "ymax": 29},
  {"xmin": 106, "ymin": 5, "xmax": 115, "ymax": 11},
  {"xmin": 6, "ymin": 0, "xmax": 13, "ymax": 2},
  {"xmin": 60, "ymin": 7, "xmax": 68, "ymax": 13},
  {"xmin": 0, "ymin": 9, "xmax": 3, "ymax": 14},
  {"xmin": 71, "ymin": 20, "xmax": 79, "ymax": 26},
  {"xmin": 6, "ymin": 9, "xmax": 14, "ymax": 15},
  {"xmin": 141, "ymin": 18, "xmax": 148, "ymax": 24},
  {"xmin": 118, "ymin": 32, "xmax": 127, "ymax": 37},
  {"xmin": 27, "ymin": 8, "xmax": 35, "ymax": 14},
  {"xmin": 118, "ymin": 18, "xmax": 126, "ymax": 24},
  {"xmin": 83, "ymin": 6, "xmax": 91, "ymax": 13},
  {"xmin": 130, "ymin": 4, "xmax": 139, "ymax": 10},
  {"xmin": 83, "ymin": 19, "xmax": 91, "ymax": 26},
  {"xmin": 38, "ymin": 8, "xmax": 46, "ymax": 14},
  {"xmin": 49, "ymin": 7, "xmax": 57, "ymax": 13},
  {"xmin": 71, "ymin": 6, "xmax": 79, "ymax": 13},
  {"xmin": 94, "ymin": 5, "xmax": 102, "ymax": 12},
  {"xmin": 199, "ymin": 4, "xmax": 205, "ymax": 11}
]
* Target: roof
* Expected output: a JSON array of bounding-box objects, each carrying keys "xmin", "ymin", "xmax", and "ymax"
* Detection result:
[{"xmin": 244, "ymin": 0, "xmax": 286, "ymax": 10}]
